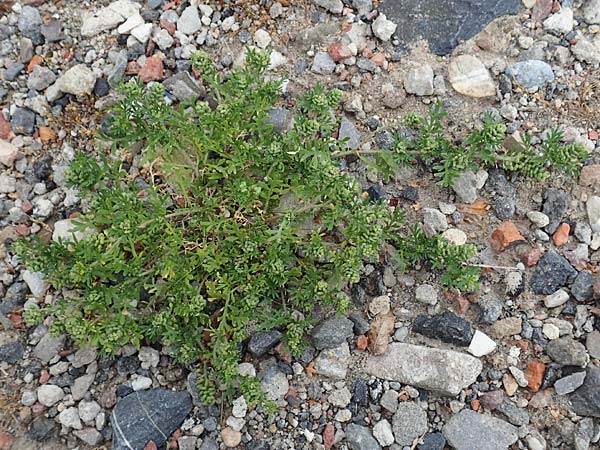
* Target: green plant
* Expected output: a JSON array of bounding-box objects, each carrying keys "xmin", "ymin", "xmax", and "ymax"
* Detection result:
[
  {"xmin": 352, "ymin": 103, "xmax": 588, "ymax": 187},
  {"xmin": 16, "ymin": 49, "xmax": 480, "ymax": 406}
]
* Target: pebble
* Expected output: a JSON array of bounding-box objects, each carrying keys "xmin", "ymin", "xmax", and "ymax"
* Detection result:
[
  {"xmin": 221, "ymin": 427, "xmax": 242, "ymax": 447},
  {"xmin": 338, "ymin": 117, "xmax": 361, "ymax": 150},
  {"xmin": 413, "ymin": 311, "xmax": 474, "ymax": 346},
  {"xmin": 554, "ymin": 371, "xmax": 586, "ymax": 395},
  {"xmin": 22, "ymin": 270, "xmax": 47, "ymax": 298},
  {"xmin": 546, "ymin": 337, "xmax": 589, "ymax": 367},
  {"xmin": 415, "ymin": 284, "xmax": 439, "ymax": 305},
  {"xmin": 345, "ymin": 424, "xmax": 381, "ymax": 450},
  {"xmin": 0, "ymin": 140, "xmax": 19, "ymax": 167},
  {"xmin": 311, "ymin": 317, "xmax": 354, "ymax": 350},
  {"xmin": 587, "ymin": 196, "xmax": 600, "ymax": 232},
  {"xmin": 392, "ymin": 401, "xmax": 428, "ymax": 446},
  {"xmin": 530, "ymin": 252, "xmax": 577, "ymax": 295},
  {"xmin": 448, "ymin": 54, "xmax": 495, "ymax": 97},
  {"xmin": 311, "ymin": 51, "xmax": 336, "ymax": 74},
  {"xmin": 56, "ymin": 64, "xmax": 96, "ymax": 96},
  {"xmin": 78, "ymin": 400, "xmax": 101, "ymax": 423},
  {"xmin": 569, "ymin": 366, "xmax": 600, "ymax": 418},
  {"xmin": 178, "ymin": 6, "xmax": 202, "ymax": 35},
  {"xmin": 373, "ymin": 419, "xmax": 394, "ymax": 447},
  {"xmin": 452, "ymin": 171, "xmax": 478, "ymax": 203},
  {"xmin": 443, "ymin": 410, "xmax": 518, "ymax": 450},
  {"xmin": 372, "ymin": 14, "xmax": 397, "ymax": 41},
  {"xmin": 11, "ymin": 107, "xmax": 36, "ymax": 135},
  {"xmin": 505, "ymin": 60, "xmax": 554, "ymax": 89},
  {"xmin": 314, "ymin": 343, "xmax": 351, "ymax": 380},
  {"xmin": 58, "ymin": 407, "xmax": 82, "ymax": 430},
  {"xmin": 404, "ymin": 64, "xmax": 434, "ymax": 96},
  {"xmin": 468, "ymin": 330, "xmax": 497, "ymax": 357},
  {"xmin": 442, "ymin": 228, "xmax": 468, "ymax": 245},
  {"xmin": 312, "ymin": 0, "xmax": 344, "ymax": 14},
  {"xmin": 543, "ymin": 7, "xmax": 573, "ymax": 34},
  {"xmin": 369, "ymin": 295, "xmax": 391, "ymax": 316},
  {"xmin": 27, "ymin": 66, "xmax": 56, "ymax": 91},
  {"xmin": 542, "ymin": 323, "xmax": 560, "ymax": 340},
  {"xmin": 527, "ymin": 211, "xmax": 550, "ymax": 228},
  {"xmin": 254, "ymin": 29, "xmax": 271, "ymax": 48}
]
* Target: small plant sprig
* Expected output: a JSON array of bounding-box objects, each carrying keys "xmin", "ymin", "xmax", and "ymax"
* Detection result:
[{"xmin": 352, "ymin": 102, "xmax": 588, "ymax": 187}]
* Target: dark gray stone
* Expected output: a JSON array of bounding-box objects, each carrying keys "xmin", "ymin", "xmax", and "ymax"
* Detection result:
[
  {"xmin": 505, "ymin": 60, "xmax": 555, "ymax": 89},
  {"xmin": 570, "ymin": 365, "xmax": 600, "ymax": 418},
  {"xmin": 542, "ymin": 188, "xmax": 569, "ymax": 234},
  {"xmin": 28, "ymin": 417, "xmax": 56, "ymax": 441},
  {"xmin": 530, "ymin": 252, "xmax": 577, "ymax": 295},
  {"xmin": 345, "ymin": 424, "xmax": 381, "ymax": 450},
  {"xmin": 495, "ymin": 400, "xmax": 530, "ymax": 426},
  {"xmin": 0, "ymin": 341, "xmax": 24, "ymax": 363},
  {"xmin": 11, "ymin": 107, "xmax": 36, "ymax": 135},
  {"xmin": 266, "ymin": 107, "xmax": 291, "ymax": 133},
  {"xmin": 379, "ymin": 0, "xmax": 520, "ymax": 55},
  {"xmin": 546, "ymin": 337, "xmax": 588, "ymax": 367},
  {"xmin": 418, "ymin": 432, "xmax": 446, "ymax": 450},
  {"xmin": 339, "ymin": 117, "xmax": 361, "ymax": 150},
  {"xmin": 477, "ymin": 294, "xmax": 503, "ymax": 324},
  {"xmin": 571, "ymin": 270, "xmax": 594, "ymax": 302},
  {"xmin": 198, "ymin": 438, "xmax": 218, "ymax": 450},
  {"xmin": 311, "ymin": 316, "xmax": 354, "ymax": 350},
  {"xmin": 248, "ymin": 330, "xmax": 283, "ymax": 357},
  {"xmin": 246, "ymin": 440, "xmax": 270, "ymax": 450},
  {"xmin": 5, "ymin": 63, "xmax": 25, "ymax": 81},
  {"xmin": 492, "ymin": 196, "xmax": 515, "ymax": 220},
  {"xmin": 412, "ymin": 311, "xmax": 474, "ymax": 346},
  {"xmin": 93, "ymin": 79, "xmax": 110, "ymax": 97},
  {"xmin": 111, "ymin": 389, "xmax": 192, "ymax": 450}
]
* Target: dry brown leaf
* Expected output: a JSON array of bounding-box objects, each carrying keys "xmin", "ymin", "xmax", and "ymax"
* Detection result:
[
  {"xmin": 38, "ymin": 126, "xmax": 57, "ymax": 144},
  {"xmin": 305, "ymin": 361, "xmax": 317, "ymax": 377},
  {"xmin": 367, "ymin": 312, "xmax": 395, "ymax": 355}
]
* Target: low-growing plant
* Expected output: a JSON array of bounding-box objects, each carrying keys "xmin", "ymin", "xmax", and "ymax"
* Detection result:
[
  {"xmin": 351, "ymin": 102, "xmax": 588, "ymax": 186},
  {"xmin": 16, "ymin": 49, "xmax": 481, "ymax": 406}
]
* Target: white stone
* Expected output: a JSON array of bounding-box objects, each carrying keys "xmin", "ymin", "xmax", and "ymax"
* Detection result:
[
  {"xmin": 56, "ymin": 65, "xmax": 96, "ymax": 96},
  {"xmin": 131, "ymin": 23, "xmax": 153, "ymax": 43},
  {"xmin": 572, "ymin": 38, "xmax": 600, "ymax": 65},
  {"xmin": 226, "ymin": 416, "xmax": 246, "ymax": 432},
  {"xmin": 312, "ymin": 0, "xmax": 343, "ymax": 14},
  {"xmin": 584, "ymin": 0, "xmax": 600, "ymax": 24},
  {"xmin": 138, "ymin": 346, "xmax": 160, "ymax": 369},
  {"xmin": 78, "ymin": 400, "xmax": 101, "ymax": 423},
  {"xmin": 369, "ymin": 295, "xmax": 391, "ymax": 316},
  {"xmin": 542, "ymin": 323, "xmax": 560, "ymax": 340},
  {"xmin": 527, "ymin": 211, "xmax": 550, "ymax": 228},
  {"xmin": 116, "ymin": 13, "xmax": 144, "ymax": 34},
  {"xmin": 153, "ymin": 28, "xmax": 174, "ymax": 50},
  {"xmin": 81, "ymin": 9, "xmax": 124, "ymax": 37},
  {"xmin": 0, "ymin": 174, "xmax": 16, "ymax": 193},
  {"xmin": 415, "ymin": 284, "xmax": 439, "ymax": 306},
  {"xmin": 0, "ymin": 140, "xmax": 19, "ymax": 167},
  {"xmin": 372, "ymin": 13, "xmax": 397, "ymax": 41},
  {"xmin": 329, "ymin": 387, "xmax": 352, "ymax": 408},
  {"xmin": 468, "ymin": 330, "xmax": 497, "ymax": 357},
  {"xmin": 269, "ymin": 51, "xmax": 288, "ymax": 69},
  {"xmin": 199, "ymin": 4, "xmax": 213, "ymax": 17},
  {"xmin": 22, "ymin": 270, "xmax": 48, "ymax": 298},
  {"xmin": 442, "ymin": 228, "xmax": 468, "ymax": 246},
  {"xmin": 544, "ymin": 289, "xmax": 569, "ymax": 308},
  {"xmin": 587, "ymin": 196, "xmax": 600, "ymax": 232},
  {"xmin": 59, "ymin": 407, "xmax": 82, "ymax": 430},
  {"xmin": 131, "ymin": 376, "xmax": 152, "ymax": 391},
  {"xmin": 404, "ymin": 64, "xmax": 434, "ymax": 96},
  {"xmin": 37, "ymin": 384, "xmax": 65, "ymax": 407},
  {"xmin": 254, "ymin": 29, "xmax": 271, "ymax": 49},
  {"xmin": 108, "ymin": 0, "xmax": 141, "ymax": 18},
  {"xmin": 237, "ymin": 362, "xmax": 256, "ymax": 377},
  {"xmin": 52, "ymin": 219, "xmax": 94, "ymax": 242},
  {"xmin": 232, "ymin": 396, "xmax": 247, "ymax": 418},
  {"xmin": 373, "ymin": 419, "xmax": 395, "ymax": 446},
  {"xmin": 178, "ymin": 6, "xmax": 202, "ymax": 35},
  {"xmin": 543, "ymin": 8, "xmax": 574, "ymax": 34},
  {"xmin": 448, "ymin": 55, "xmax": 495, "ymax": 98},
  {"xmin": 21, "ymin": 390, "xmax": 37, "ymax": 406}
]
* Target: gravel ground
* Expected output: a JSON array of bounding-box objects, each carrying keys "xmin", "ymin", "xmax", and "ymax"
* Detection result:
[{"xmin": 1, "ymin": 0, "xmax": 600, "ymax": 450}]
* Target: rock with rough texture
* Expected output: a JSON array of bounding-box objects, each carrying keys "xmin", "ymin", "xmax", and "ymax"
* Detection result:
[
  {"xmin": 392, "ymin": 402, "xmax": 428, "ymax": 446},
  {"xmin": 260, "ymin": 364, "xmax": 289, "ymax": 401},
  {"xmin": 339, "ymin": 117, "xmax": 362, "ymax": 150},
  {"xmin": 312, "ymin": 317, "xmax": 354, "ymax": 350},
  {"xmin": 52, "ymin": 219, "xmax": 94, "ymax": 242},
  {"xmin": 22, "ymin": 270, "xmax": 47, "ymax": 298},
  {"xmin": 0, "ymin": 140, "xmax": 20, "ymax": 167},
  {"xmin": 448, "ymin": 55, "xmax": 495, "ymax": 97},
  {"xmin": 33, "ymin": 332, "xmax": 65, "ymax": 363},
  {"xmin": 468, "ymin": 330, "xmax": 497, "ymax": 357},
  {"xmin": 372, "ymin": 14, "xmax": 397, "ymax": 41},
  {"xmin": 413, "ymin": 311, "xmax": 473, "ymax": 346},
  {"xmin": 177, "ymin": 6, "xmax": 202, "ymax": 34},
  {"xmin": 59, "ymin": 407, "xmax": 82, "ymax": 430},
  {"xmin": 588, "ymin": 196, "xmax": 600, "ymax": 232},
  {"xmin": 443, "ymin": 410, "xmax": 518, "ymax": 450},
  {"xmin": 546, "ymin": 337, "xmax": 589, "ymax": 367},
  {"xmin": 505, "ymin": 60, "xmax": 554, "ymax": 90},
  {"xmin": 311, "ymin": 51, "xmax": 336, "ymax": 74},
  {"xmin": 56, "ymin": 65, "xmax": 96, "ymax": 96},
  {"xmin": 554, "ymin": 371, "xmax": 586, "ymax": 395},
  {"xmin": 313, "ymin": 0, "xmax": 343, "ymax": 14},
  {"xmin": 379, "ymin": 0, "xmax": 520, "ymax": 55},
  {"xmin": 543, "ymin": 189, "xmax": 569, "ymax": 234},
  {"xmin": 0, "ymin": 342, "xmax": 24, "ymax": 364},
  {"xmin": 543, "ymin": 8, "xmax": 573, "ymax": 35},
  {"xmin": 452, "ymin": 171, "xmax": 478, "ymax": 203},
  {"xmin": 314, "ymin": 343, "xmax": 350, "ymax": 379},
  {"xmin": 73, "ymin": 428, "xmax": 103, "ymax": 446},
  {"xmin": 111, "ymin": 389, "xmax": 192, "ymax": 450},
  {"xmin": 584, "ymin": 0, "xmax": 600, "ymax": 24},
  {"xmin": 530, "ymin": 252, "xmax": 577, "ymax": 295},
  {"xmin": 404, "ymin": 65, "xmax": 434, "ymax": 96},
  {"xmin": 163, "ymin": 72, "xmax": 205, "ymax": 102},
  {"xmin": 248, "ymin": 330, "xmax": 283, "ymax": 358},
  {"xmin": 418, "ymin": 432, "xmax": 446, "ymax": 450},
  {"xmin": 345, "ymin": 424, "xmax": 381, "ymax": 450},
  {"xmin": 569, "ymin": 365, "xmax": 600, "ymax": 418},
  {"xmin": 364, "ymin": 343, "xmax": 482, "ymax": 396},
  {"xmin": 373, "ymin": 419, "xmax": 394, "ymax": 447},
  {"xmin": 571, "ymin": 270, "xmax": 595, "ymax": 302}
]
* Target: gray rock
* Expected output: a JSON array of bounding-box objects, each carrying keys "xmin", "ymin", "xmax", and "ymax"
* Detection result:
[
  {"xmin": 108, "ymin": 50, "xmax": 128, "ymax": 87},
  {"xmin": 379, "ymin": 0, "xmax": 519, "ymax": 55},
  {"xmin": 542, "ymin": 189, "xmax": 569, "ymax": 234},
  {"xmin": 352, "ymin": 0, "xmax": 373, "ymax": 15},
  {"xmin": 311, "ymin": 316, "xmax": 354, "ymax": 350},
  {"xmin": 57, "ymin": 64, "xmax": 96, "ymax": 96},
  {"xmin": 248, "ymin": 330, "xmax": 283, "ymax": 358},
  {"xmin": 41, "ymin": 20, "xmax": 63, "ymax": 42},
  {"xmin": 59, "ymin": 407, "xmax": 82, "ymax": 429},
  {"xmin": 452, "ymin": 171, "xmax": 478, "ymax": 203},
  {"xmin": 477, "ymin": 294, "xmax": 503, "ymax": 324},
  {"xmin": 495, "ymin": 400, "xmax": 529, "ymax": 426},
  {"xmin": 418, "ymin": 432, "xmax": 446, "ymax": 450},
  {"xmin": 199, "ymin": 438, "xmax": 218, "ymax": 450},
  {"xmin": 260, "ymin": 364, "xmax": 289, "ymax": 401},
  {"xmin": 177, "ymin": 6, "xmax": 202, "ymax": 34},
  {"xmin": 574, "ymin": 418, "xmax": 594, "ymax": 450},
  {"xmin": 364, "ymin": 343, "xmax": 482, "ymax": 396},
  {"xmin": 346, "ymin": 424, "xmax": 381, "ymax": 450},
  {"xmin": 413, "ymin": 311, "xmax": 474, "ymax": 346},
  {"xmin": 5, "ymin": 63, "xmax": 25, "ymax": 81},
  {"xmin": 339, "ymin": 117, "xmax": 361, "ymax": 150},
  {"xmin": 505, "ymin": 60, "xmax": 554, "ymax": 89},
  {"xmin": 404, "ymin": 64, "xmax": 434, "ymax": 96},
  {"xmin": 78, "ymin": 400, "xmax": 102, "ymax": 422},
  {"xmin": 72, "ymin": 374, "xmax": 95, "ymax": 401},
  {"xmin": 163, "ymin": 72, "xmax": 205, "ymax": 101},
  {"xmin": 72, "ymin": 346, "xmax": 97, "ymax": 368},
  {"xmin": 111, "ymin": 389, "xmax": 192, "ymax": 450},
  {"xmin": 587, "ymin": 331, "xmax": 600, "ymax": 359},
  {"xmin": 28, "ymin": 418, "xmax": 56, "ymax": 441},
  {"xmin": 27, "ymin": 65, "xmax": 57, "ymax": 91},
  {"xmin": 569, "ymin": 365, "xmax": 600, "ymax": 418},
  {"xmin": 392, "ymin": 402, "xmax": 428, "ymax": 446},
  {"xmin": 443, "ymin": 409, "xmax": 518, "ymax": 450},
  {"xmin": 0, "ymin": 342, "xmax": 24, "ymax": 363},
  {"xmin": 311, "ymin": 51, "xmax": 336, "ymax": 74},
  {"xmin": 18, "ymin": 6, "xmax": 42, "ymax": 39},
  {"xmin": 530, "ymin": 252, "xmax": 577, "ymax": 295},
  {"xmin": 423, "ymin": 208, "xmax": 448, "ymax": 234},
  {"xmin": 33, "ymin": 332, "xmax": 65, "ymax": 363},
  {"xmin": 543, "ymin": 8, "xmax": 573, "ymax": 34},
  {"xmin": 584, "ymin": 0, "xmax": 600, "ymax": 24},
  {"xmin": 23, "ymin": 269, "xmax": 48, "ymax": 298},
  {"xmin": 37, "ymin": 384, "xmax": 65, "ymax": 407},
  {"xmin": 73, "ymin": 428, "xmax": 103, "ymax": 446},
  {"xmin": 266, "ymin": 107, "xmax": 292, "ymax": 133},
  {"xmin": 571, "ymin": 270, "xmax": 595, "ymax": 302},
  {"xmin": 312, "ymin": 0, "xmax": 344, "ymax": 14},
  {"xmin": 372, "ymin": 14, "xmax": 397, "ymax": 42},
  {"xmin": 554, "ymin": 371, "xmax": 586, "ymax": 395},
  {"xmin": 11, "ymin": 107, "xmax": 36, "ymax": 135},
  {"xmin": 546, "ymin": 337, "xmax": 589, "ymax": 367},
  {"xmin": 572, "ymin": 38, "xmax": 600, "ymax": 65},
  {"xmin": 314, "ymin": 342, "xmax": 350, "ymax": 379}
]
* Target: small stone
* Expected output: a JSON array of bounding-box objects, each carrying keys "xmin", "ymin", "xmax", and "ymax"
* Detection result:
[
  {"xmin": 329, "ymin": 387, "xmax": 352, "ymax": 408},
  {"xmin": 312, "ymin": 0, "xmax": 344, "ymax": 14},
  {"xmin": 221, "ymin": 427, "xmax": 242, "ymax": 448},
  {"xmin": 442, "ymin": 228, "xmax": 467, "ymax": 245},
  {"xmin": 58, "ymin": 407, "xmax": 82, "ymax": 430},
  {"xmin": 33, "ymin": 333, "xmax": 65, "ymax": 363},
  {"xmin": 468, "ymin": 330, "xmax": 497, "ymax": 357},
  {"xmin": 372, "ymin": 13, "xmax": 397, "ymax": 41},
  {"xmin": 78, "ymin": 400, "xmax": 101, "ymax": 423},
  {"xmin": 543, "ymin": 7, "xmax": 573, "ymax": 34},
  {"xmin": 527, "ymin": 211, "xmax": 550, "ymax": 228},
  {"xmin": 572, "ymin": 38, "xmax": 600, "ymax": 65},
  {"xmin": 369, "ymin": 295, "xmax": 390, "ymax": 316},
  {"xmin": 587, "ymin": 196, "xmax": 600, "ymax": 232},
  {"xmin": 138, "ymin": 56, "xmax": 164, "ymax": 83},
  {"xmin": 37, "ymin": 385, "xmax": 65, "ymax": 407},
  {"xmin": 57, "ymin": 65, "xmax": 96, "ymax": 96},
  {"xmin": 392, "ymin": 402, "xmax": 428, "ymax": 446},
  {"xmin": 580, "ymin": 165, "xmax": 600, "ymax": 187},
  {"xmin": 495, "ymin": 400, "xmax": 529, "ymax": 426},
  {"xmin": 415, "ymin": 284, "xmax": 439, "ymax": 306},
  {"xmin": 27, "ymin": 66, "xmax": 56, "ymax": 91},
  {"xmin": 552, "ymin": 223, "xmax": 570, "ymax": 246},
  {"xmin": 314, "ymin": 343, "xmax": 350, "ymax": 380},
  {"xmin": 546, "ymin": 337, "xmax": 589, "ymax": 367},
  {"xmin": 132, "ymin": 376, "xmax": 152, "ymax": 391},
  {"xmin": 232, "ymin": 396, "xmax": 247, "ymax": 418},
  {"xmin": 138, "ymin": 347, "xmax": 160, "ymax": 369},
  {"xmin": 404, "ymin": 64, "xmax": 434, "ymax": 96},
  {"xmin": 311, "ymin": 317, "xmax": 354, "ymax": 350},
  {"xmin": 509, "ymin": 366, "xmax": 529, "ymax": 387},
  {"xmin": 0, "ymin": 140, "xmax": 19, "ymax": 167},
  {"xmin": 345, "ymin": 424, "xmax": 381, "ymax": 450},
  {"xmin": 260, "ymin": 365, "xmax": 289, "ymax": 401},
  {"xmin": 379, "ymin": 389, "xmax": 399, "ymax": 413},
  {"xmin": 413, "ymin": 311, "xmax": 474, "ymax": 346},
  {"xmin": 587, "ymin": 331, "xmax": 600, "ymax": 359},
  {"xmin": 52, "ymin": 219, "xmax": 94, "ymax": 242},
  {"xmin": 554, "ymin": 371, "xmax": 586, "ymax": 395},
  {"xmin": 584, "ymin": 0, "xmax": 600, "ymax": 24},
  {"xmin": 339, "ymin": 117, "xmax": 361, "ymax": 150},
  {"xmin": 452, "ymin": 170, "xmax": 478, "ymax": 203},
  {"xmin": 448, "ymin": 55, "xmax": 495, "ymax": 97},
  {"xmin": 253, "ymin": 29, "xmax": 271, "ymax": 49},
  {"xmin": 373, "ymin": 419, "xmax": 394, "ymax": 447},
  {"xmin": 530, "ymin": 252, "xmax": 576, "ymax": 295},
  {"xmin": 423, "ymin": 207, "xmax": 449, "ymax": 234},
  {"xmin": 0, "ymin": 342, "xmax": 24, "ymax": 364},
  {"xmin": 569, "ymin": 365, "xmax": 600, "ymax": 418},
  {"xmin": 73, "ymin": 428, "xmax": 102, "ymax": 446},
  {"xmin": 443, "ymin": 410, "xmax": 518, "ymax": 450},
  {"xmin": 177, "ymin": 6, "xmax": 202, "ymax": 34},
  {"xmin": 11, "ymin": 108, "xmax": 36, "ymax": 135},
  {"xmin": 505, "ymin": 60, "xmax": 554, "ymax": 89},
  {"xmin": 72, "ymin": 346, "xmax": 97, "ymax": 368},
  {"xmin": 491, "ymin": 221, "xmax": 525, "ymax": 252},
  {"xmin": 72, "ymin": 374, "xmax": 95, "ymax": 401},
  {"xmin": 117, "ymin": 13, "xmax": 144, "ymax": 34},
  {"xmin": 311, "ymin": 51, "xmax": 336, "ymax": 75},
  {"xmin": 418, "ymin": 432, "xmax": 446, "ymax": 450},
  {"xmin": 22, "ymin": 270, "xmax": 48, "ymax": 298},
  {"xmin": 490, "ymin": 317, "xmax": 522, "ymax": 337},
  {"xmin": 131, "ymin": 23, "xmax": 153, "ymax": 43},
  {"xmin": 542, "ymin": 323, "xmax": 560, "ymax": 340}
]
